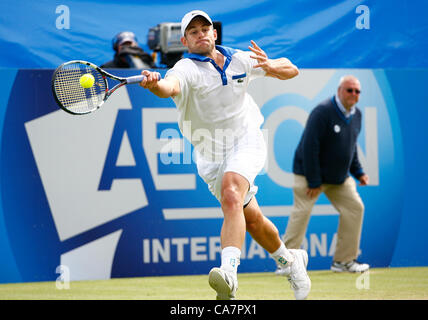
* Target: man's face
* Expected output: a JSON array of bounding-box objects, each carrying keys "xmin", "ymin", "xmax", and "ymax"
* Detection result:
[
  {"xmin": 181, "ymin": 16, "xmax": 216, "ymax": 55},
  {"xmin": 337, "ymin": 78, "xmax": 361, "ymax": 110},
  {"xmin": 118, "ymin": 41, "xmax": 136, "ymax": 54}
]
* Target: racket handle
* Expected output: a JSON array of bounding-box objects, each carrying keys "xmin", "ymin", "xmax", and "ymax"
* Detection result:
[
  {"xmin": 126, "ymin": 73, "xmax": 161, "ymax": 84},
  {"xmin": 126, "ymin": 75, "xmax": 146, "ymax": 84}
]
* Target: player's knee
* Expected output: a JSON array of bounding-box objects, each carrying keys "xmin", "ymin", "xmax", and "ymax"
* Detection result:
[{"xmin": 221, "ymin": 187, "xmax": 244, "ymax": 212}]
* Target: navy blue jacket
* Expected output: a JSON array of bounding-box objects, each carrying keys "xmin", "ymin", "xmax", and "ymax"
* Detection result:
[{"xmin": 293, "ymin": 96, "xmax": 365, "ymax": 188}]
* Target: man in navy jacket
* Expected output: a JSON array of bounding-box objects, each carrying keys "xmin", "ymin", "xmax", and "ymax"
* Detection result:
[{"xmin": 280, "ymin": 75, "xmax": 370, "ymax": 273}]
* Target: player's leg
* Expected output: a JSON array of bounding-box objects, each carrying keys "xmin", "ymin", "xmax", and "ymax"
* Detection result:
[
  {"xmin": 244, "ymin": 197, "xmax": 311, "ymax": 300},
  {"xmin": 324, "ymin": 177, "xmax": 368, "ymax": 272},
  {"xmin": 208, "ymin": 171, "xmax": 248, "ymax": 300},
  {"xmin": 244, "ymin": 197, "xmax": 285, "ymax": 253},
  {"xmin": 219, "ymin": 171, "xmax": 248, "ymax": 249}
]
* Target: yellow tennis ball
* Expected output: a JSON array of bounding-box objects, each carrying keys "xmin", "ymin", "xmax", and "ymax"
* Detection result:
[{"xmin": 80, "ymin": 73, "xmax": 95, "ymax": 88}]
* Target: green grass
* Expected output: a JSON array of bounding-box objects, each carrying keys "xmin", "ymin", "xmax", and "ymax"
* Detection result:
[{"xmin": 0, "ymin": 267, "xmax": 427, "ymax": 300}]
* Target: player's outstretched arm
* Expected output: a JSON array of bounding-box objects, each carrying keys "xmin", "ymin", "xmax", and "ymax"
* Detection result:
[
  {"xmin": 249, "ymin": 40, "xmax": 299, "ymax": 80},
  {"xmin": 139, "ymin": 70, "xmax": 180, "ymax": 98}
]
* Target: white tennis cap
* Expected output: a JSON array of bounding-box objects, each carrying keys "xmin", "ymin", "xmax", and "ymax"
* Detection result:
[{"xmin": 181, "ymin": 10, "xmax": 213, "ymax": 36}]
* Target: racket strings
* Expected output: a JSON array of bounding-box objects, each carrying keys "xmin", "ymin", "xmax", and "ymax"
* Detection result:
[{"xmin": 53, "ymin": 63, "xmax": 106, "ymax": 114}]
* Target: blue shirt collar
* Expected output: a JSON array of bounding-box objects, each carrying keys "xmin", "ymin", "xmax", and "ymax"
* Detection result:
[
  {"xmin": 183, "ymin": 46, "xmax": 237, "ymax": 86},
  {"xmin": 335, "ymin": 95, "xmax": 356, "ymax": 118},
  {"xmin": 183, "ymin": 45, "xmax": 237, "ymax": 61}
]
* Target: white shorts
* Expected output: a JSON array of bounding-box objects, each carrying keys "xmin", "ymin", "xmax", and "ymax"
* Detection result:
[{"xmin": 195, "ymin": 128, "xmax": 267, "ymax": 205}]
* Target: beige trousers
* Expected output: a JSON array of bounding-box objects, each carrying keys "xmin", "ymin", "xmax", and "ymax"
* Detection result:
[{"xmin": 284, "ymin": 174, "xmax": 365, "ymax": 263}]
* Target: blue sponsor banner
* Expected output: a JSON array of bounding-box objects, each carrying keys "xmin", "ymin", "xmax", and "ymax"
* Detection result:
[
  {"xmin": 0, "ymin": 68, "xmax": 426, "ymax": 283},
  {"xmin": 0, "ymin": 1, "xmax": 428, "ymax": 69}
]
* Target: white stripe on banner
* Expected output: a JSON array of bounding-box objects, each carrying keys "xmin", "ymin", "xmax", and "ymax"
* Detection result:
[{"xmin": 163, "ymin": 205, "xmax": 339, "ymax": 220}]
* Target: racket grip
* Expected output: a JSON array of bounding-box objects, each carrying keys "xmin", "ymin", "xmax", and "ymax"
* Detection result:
[
  {"xmin": 126, "ymin": 75, "xmax": 146, "ymax": 84},
  {"xmin": 126, "ymin": 73, "xmax": 161, "ymax": 84}
]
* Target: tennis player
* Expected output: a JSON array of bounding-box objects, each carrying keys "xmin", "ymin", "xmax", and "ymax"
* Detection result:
[{"xmin": 140, "ymin": 10, "xmax": 311, "ymax": 300}]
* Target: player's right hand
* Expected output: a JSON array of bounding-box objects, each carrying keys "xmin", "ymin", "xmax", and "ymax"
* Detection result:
[{"xmin": 139, "ymin": 70, "xmax": 161, "ymax": 89}]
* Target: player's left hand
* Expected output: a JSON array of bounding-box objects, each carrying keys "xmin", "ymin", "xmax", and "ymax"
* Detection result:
[{"xmin": 248, "ymin": 40, "xmax": 272, "ymax": 72}]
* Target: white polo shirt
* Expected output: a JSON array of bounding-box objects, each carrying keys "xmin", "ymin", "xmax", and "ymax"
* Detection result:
[{"xmin": 166, "ymin": 45, "xmax": 266, "ymax": 162}]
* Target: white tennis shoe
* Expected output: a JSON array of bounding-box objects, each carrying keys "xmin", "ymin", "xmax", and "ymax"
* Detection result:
[
  {"xmin": 281, "ymin": 249, "xmax": 311, "ymax": 300},
  {"xmin": 275, "ymin": 265, "xmax": 291, "ymax": 276},
  {"xmin": 208, "ymin": 267, "xmax": 238, "ymax": 300},
  {"xmin": 331, "ymin": 260, "xmax": 370, "ymax": 273}
]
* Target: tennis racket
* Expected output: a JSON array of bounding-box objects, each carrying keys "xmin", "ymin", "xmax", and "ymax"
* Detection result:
[{"xmin": 52, "ymin": 60, "xmax": 159, "ymax": 115}]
